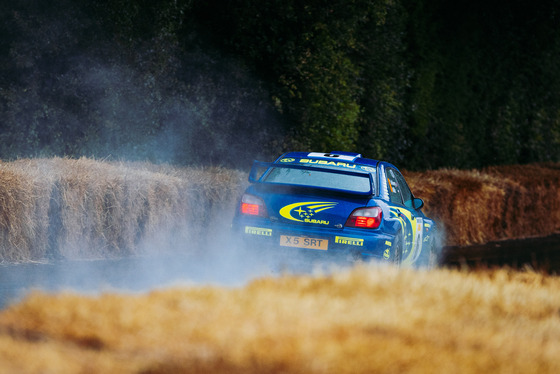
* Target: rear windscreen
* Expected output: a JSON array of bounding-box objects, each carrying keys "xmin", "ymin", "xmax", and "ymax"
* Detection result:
[{"xmin": 263, "ymin": 167, "xmax": 373, "ymax": 194}]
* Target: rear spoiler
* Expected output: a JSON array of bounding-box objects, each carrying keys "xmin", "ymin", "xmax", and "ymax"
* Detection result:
[{"xmin": 248, "ymin": 161, "xmax": 375, "ymax": 197}]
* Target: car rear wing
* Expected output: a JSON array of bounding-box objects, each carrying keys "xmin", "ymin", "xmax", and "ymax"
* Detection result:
[{"xmin": 248, "ymin": 161, "xmax": 376, "ymax": 197}]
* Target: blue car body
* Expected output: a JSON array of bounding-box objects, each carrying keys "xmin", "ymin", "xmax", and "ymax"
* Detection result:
[{"xmin": 232, "ymin": 151, "xmax": 437, "ymax": 266}]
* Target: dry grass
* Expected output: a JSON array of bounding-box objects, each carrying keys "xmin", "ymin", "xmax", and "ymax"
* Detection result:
[
  {"xmin": 0, "ymin": 265, "xmax": 559, "ymax": 373},
  {"xmin": 404, "ymin": 163, "xmax": 560, "ymax": 245}
]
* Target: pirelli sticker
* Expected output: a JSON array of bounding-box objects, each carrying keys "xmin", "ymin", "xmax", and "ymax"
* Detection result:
[
  {"xmin": 335, "ymin": 236, "xmax": 364, "ymax": 247},
  {"xmin": 245, "ymin": 226, "xmax": 272, "ymax": 236}
]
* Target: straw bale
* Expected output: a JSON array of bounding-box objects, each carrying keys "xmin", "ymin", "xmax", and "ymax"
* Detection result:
[
  {"xmin": 0, "ymin": 158, "xmax": 245, "ymax": 262},
  {"xmin": 0, "ymin": 157, "xmax": 558, "ymax": 261},
  {"xmin": 405, "ymin": 163, "xmax": 560, "ymax": 245}
]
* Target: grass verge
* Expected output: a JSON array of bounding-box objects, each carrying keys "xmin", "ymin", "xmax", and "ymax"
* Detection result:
[{"xmin": 0, "ymin": 265, "xmax": 558, "ymax": 373}]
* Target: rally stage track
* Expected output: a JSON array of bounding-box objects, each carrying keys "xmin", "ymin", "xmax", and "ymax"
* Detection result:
[
  {"xmin": 442, "ymin": 233, "xmax": 560, "ymax": 273},
  {"xmin": 1, "ymin": 234, "xmax": 559, "ymax": 310},
  {"xmin": 0, "ymin": 254, "xmax": 263, "ymax": 310}
]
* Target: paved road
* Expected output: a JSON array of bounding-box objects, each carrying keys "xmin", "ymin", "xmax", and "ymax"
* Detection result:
[
  {"xmin": 0, "ymin": 253, "xmax": 272, "ymax": 310},
  {"xmin": 1, "ymin": 234, "xmax": 559, "ymax": 309},
  {"xmin": 441, "ymin": 233, "xmax": 560, "ymax": 273}
]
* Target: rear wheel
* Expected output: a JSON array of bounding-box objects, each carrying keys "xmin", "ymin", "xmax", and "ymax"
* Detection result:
[{"xmin": 391, "ymin": 233, "xmax": 403, "ymax": 266}]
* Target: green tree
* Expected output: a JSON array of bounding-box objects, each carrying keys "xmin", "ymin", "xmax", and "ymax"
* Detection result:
[
  {"xmin": 195, "ymin": 0, "xmax": 365, "ymax": 151},
  {"xmin": 354, "ymin": 0, "xmax": 410, "ymax": 163}
]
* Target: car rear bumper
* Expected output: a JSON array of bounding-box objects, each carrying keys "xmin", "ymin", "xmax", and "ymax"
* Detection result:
[{"xmin": 232, "ymin": 218, "xmax": 395, "ymax": 262}]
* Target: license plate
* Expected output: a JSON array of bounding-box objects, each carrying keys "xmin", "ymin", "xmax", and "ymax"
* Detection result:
[{"xmin": 280, "ymin": 235, "xmax": 328, "ymax": 250}]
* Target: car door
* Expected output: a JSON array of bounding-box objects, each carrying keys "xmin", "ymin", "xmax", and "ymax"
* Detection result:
[{"xmin": 386, "ymin": 168, "xmax": 424, "ymax": 265}]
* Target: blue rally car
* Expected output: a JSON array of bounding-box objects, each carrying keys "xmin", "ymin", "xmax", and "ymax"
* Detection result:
[{"xmin": 232, "ymin": 151, "xmax": 438, "ymax": 267}]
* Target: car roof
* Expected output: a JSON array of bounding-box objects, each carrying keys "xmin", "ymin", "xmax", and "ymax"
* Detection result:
[{"xmin": 274, "ymin": 151, "xmax": 398, "ymax": 171}]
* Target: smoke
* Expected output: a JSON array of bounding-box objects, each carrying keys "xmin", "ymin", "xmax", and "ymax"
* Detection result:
[
  {"xmin": 0, "ymin": 185, "xmax": 446, "ymax": 310},
  {"xmin": 40, "ymin": 51, "xmax": 283, "ymax": 167},
  {"xmin": 0, "ymin": 2, "xmax": 414, "ymax": 311},
  {"xmin": 0, "ymin": 0, "xmax": 291, "ymax": 306},
  {"xmin": 1, "ymin": 1, "xmax": 283, "ymax": 166},
  {"xmin": 0, "ymin": 158, "xmax": 290, "ymax": 309},
  {"xmin": 0, "ymin": 227, "xmax": 251, "ymax": 309}
]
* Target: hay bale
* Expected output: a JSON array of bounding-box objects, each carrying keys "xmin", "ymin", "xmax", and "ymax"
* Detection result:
[{"xmin": 405, "ymin": 163, "xmax": 560, "ymax": 245}]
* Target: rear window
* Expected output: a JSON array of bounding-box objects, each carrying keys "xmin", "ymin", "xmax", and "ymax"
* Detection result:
[{"xmin": 263, "ymin": 167, "xmax": 373, "ymax": 194}]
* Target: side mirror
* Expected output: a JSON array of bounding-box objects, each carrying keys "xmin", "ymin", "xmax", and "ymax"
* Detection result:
[{"xmin": 413, "ymin": 198, "xmax": 424, "ymax": 210}]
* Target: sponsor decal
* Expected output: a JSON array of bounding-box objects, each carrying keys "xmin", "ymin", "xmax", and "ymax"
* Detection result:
[
  {"xmin": 307, "ymin": 152, "xmax": 358, "ymax": 161},
  {"xmin": 280, "ymin": 158, "xmax": 295, "ymax": 163},
  {"xmin": 335, "ymin": 236, "xmax": 364, "ymax": 246},
  {"xmin": 279, "ymin": 201, "xmax": 337, "ymax": 225},
  {"xmin": 244, "ymin": 226, "xmax": 272, "ymax": 236},
  {"xmin": 298, "ymin": 159, "xmax": 356, "ymax": 169},
  {"xmin": 360, "ymin": 166, "xmax": 376, "ymax": 172},
  {"xmin": 388, "ymin": 178, "xmax": 399, "ymax": 193},
  {"xmin": 383, "ymin": 248, "xmax": 390, "ymax": 259},
  {"xmin": 389, "ymin": 207, "xmax": 415, "ymax": 257},
  {"xmin": 385, "ymin": 240, "xmax": 392, "ymax": 246}
]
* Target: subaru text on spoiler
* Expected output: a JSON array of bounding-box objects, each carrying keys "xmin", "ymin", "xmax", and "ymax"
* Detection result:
[{"xmin": 232, "ymin": 152, "xmax": 439, "ymax": 267}]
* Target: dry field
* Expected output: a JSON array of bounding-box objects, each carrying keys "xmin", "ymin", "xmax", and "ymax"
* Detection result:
[{"xmin": 0, "ymin": 265, "xmax": 559, "ymax": 373}]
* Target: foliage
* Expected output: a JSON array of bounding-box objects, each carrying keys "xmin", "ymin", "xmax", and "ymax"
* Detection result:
[
  {"xmin": 401, "ymin": 0, "xmax": 560, "ymax": 169},
  {"xmin": 0, "ymin": 0, "xmax": 559, "ymax": 169},
  {"xmin": 0, "ymin": 0, "xmax": 281, "ymax": 166},
  {"xmin": 193, "ymin": 0, "xmax": 366, "ymax": 151}
]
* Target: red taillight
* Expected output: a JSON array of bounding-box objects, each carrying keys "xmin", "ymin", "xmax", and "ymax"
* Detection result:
[
  {"xmin": 241, "ymin": 202, "xmax": 260, "ymax": 216},
  {"xmin": 240, "ymin": 194, "xmax": 268, "ymax": 217},
  {"xmin": 345, "ymin": 207, "xmax": 382, "ymax": 229}
]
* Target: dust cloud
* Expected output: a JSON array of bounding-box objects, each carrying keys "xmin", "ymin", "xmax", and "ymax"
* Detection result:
[{"xmin": 0, "ymin": 221, "xmax": 355, "ymax": 309}]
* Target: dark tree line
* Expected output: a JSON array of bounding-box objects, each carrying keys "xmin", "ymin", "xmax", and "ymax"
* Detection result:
[{"xmin": 1, "ymin": 0, "xmax": 559, "ymax": 169}]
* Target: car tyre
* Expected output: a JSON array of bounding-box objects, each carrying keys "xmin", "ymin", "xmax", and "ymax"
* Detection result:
[{"xmin": 391, "ymin": 232, "xmax": 403, "ymax": 266}]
